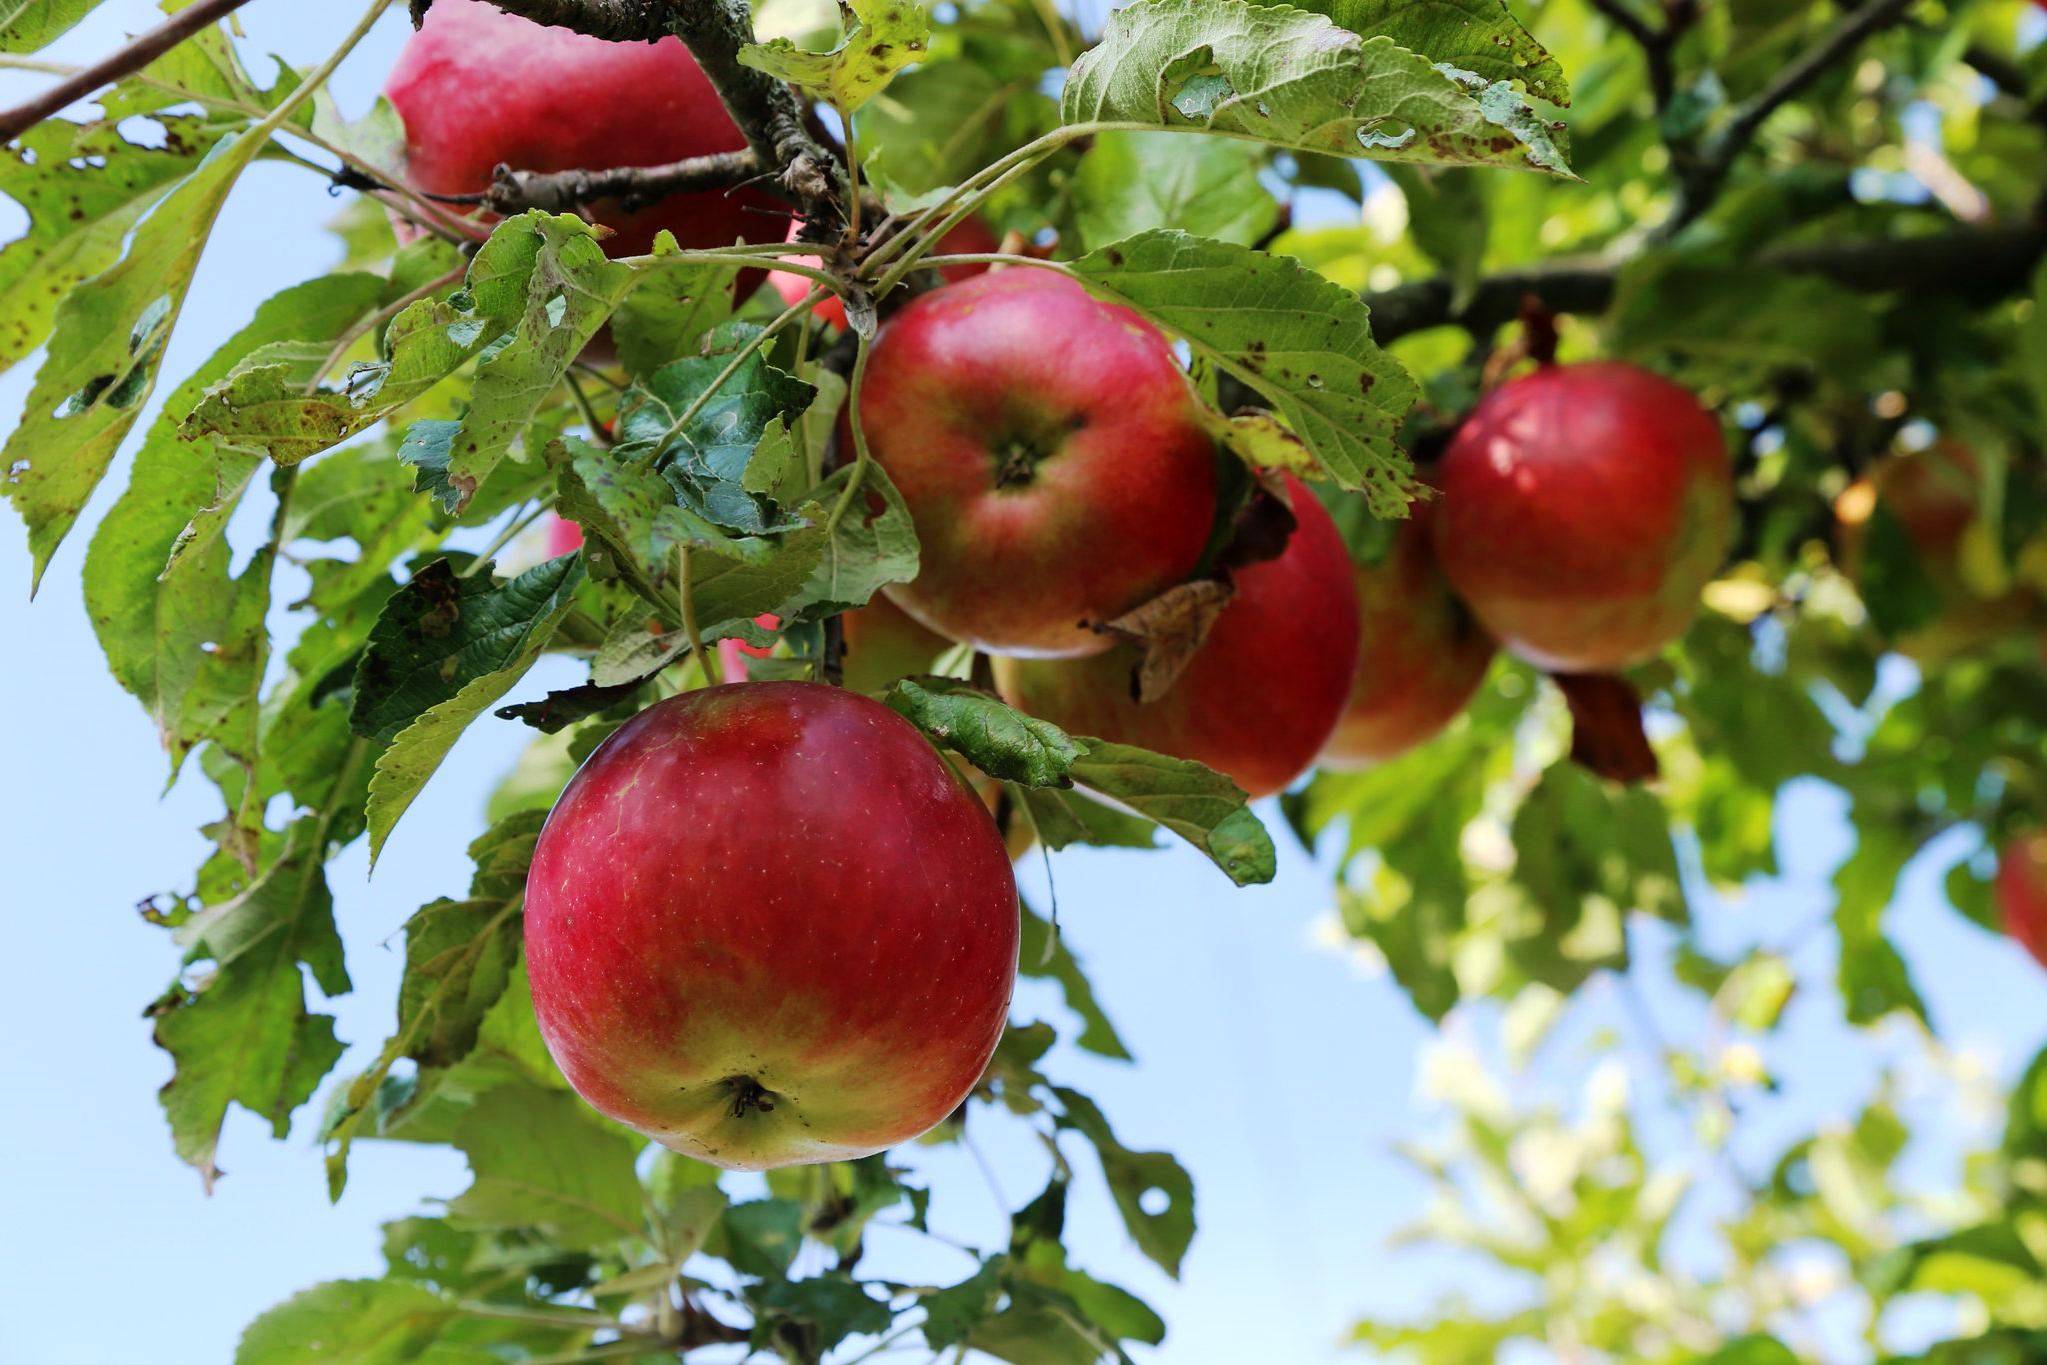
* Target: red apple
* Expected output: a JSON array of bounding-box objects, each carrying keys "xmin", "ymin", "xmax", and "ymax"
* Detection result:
[
  {"xmin": 992, "ymin": 477, "xmax": 1360, "ymax": 799},
  {"xmin": 1835, "ymin": 442, "xmax": 2038, "ymax": 662},
  {"xmin": 546, "ymin": 514, "xmax": 584, "ymax": 557},
  {"xmin": 770, "ymin": 218, "xmax": 1002, "ymax": 331},
  {"xmin": 1995, "ymin": 835, "xmax": 2047, "ymax": 971},
  {"xmin": 524, "ymin": 681, "xmax": 1019, "ymax": 1169},
  {"xmin": 1321, "ymin": 504, "xmax": 1497, "ymax": 766},
  {"xmin": 386, "ymin": 0, "xmax": 775, "ymax": 258},
  {"xmin": 858, "ymin": 270, "xmax": 1220, "ymax": 658},
  {"xmin": 1433, "ymin": 361, "xmax": 1734, "ymax": 672}
]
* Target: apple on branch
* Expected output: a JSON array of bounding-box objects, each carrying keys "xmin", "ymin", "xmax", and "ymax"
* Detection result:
[
  {"xmin": 523, "ymin": 681, "xmax": 1020, "ymax": 1170},
  {"xmin": 386, "ymin": 0, "xmax": 776, "ymax": 256},
  {"xmin": 856, "ymin": 270, "xmax": 1221, "ymax": 659},
  {"xmin": 1432, "ymin": 360, "xmax": 1735, "ymax": 672}
]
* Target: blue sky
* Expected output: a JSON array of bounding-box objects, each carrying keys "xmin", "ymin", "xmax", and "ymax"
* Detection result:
[{"xmin": 1, "ymin": 6, "xmax": 2044, "ymax": 1363}]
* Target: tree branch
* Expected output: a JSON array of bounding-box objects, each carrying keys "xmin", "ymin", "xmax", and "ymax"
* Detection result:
[
  {"xmin": 1586, "ymin": 0, "xmax": 1684, "ymax": 114},
  {"xmin": 477, "ymin": 149, "xmax": 762, "ymax": 215},
  {"xmin": 461, "ymin": 0, "xmax": 669, "ymax": 41},
  {"xmin": 664, "ymin": 0, "xmax": 837, "ymax": 207},
  {"xmin": 0, "ymin": 0, "xmax": 258, "ymax": 143},
  {"xmin": 1364, "ymin": 224, "xmax": 2047, "ymax": 344},
  {"xmin": 1669, "ymin": 0, "xmax": 1917, "ymax": 230}
]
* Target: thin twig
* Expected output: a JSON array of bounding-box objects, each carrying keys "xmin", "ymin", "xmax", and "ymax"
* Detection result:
[
  {"xmin": 477, "ymin": 149, "xmax": 762, "ymax": 215},
  {"xmin": 0, "ymin": 0, "xmax": 258, "ymax": 142}
]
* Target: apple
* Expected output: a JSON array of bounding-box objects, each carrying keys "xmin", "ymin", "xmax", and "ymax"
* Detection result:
[
  {"xmin": 1432, "ymin": 361, "xmax": 1734, "ymax": 672},
  {"xmin": 1995, "ymin": 835, "xmax": 2047, "ymax": 971},
  {"xmin": 524, "ymin": 681, "xmax": 1020, "ymax": 1169},
  {"xmin": 770, "ymin": 218, "xmax": 1002, "ymax": 331},
  {"xmin": 1321, "ymin": 503, "xmax": 1497, "ymax": 766},
  {"xmin": 546, "ymin": 514, "xmax": 584, "ymax": 557},
  {"xmin": 1834, "ymin": 442, "xmax": 2037, "ymax": 662},
  {"xmin": 992, "ymin": 476, "xmax": 1360, "ymax": 799},
  {"xmin": 858, "ymin": 269, "xmax": 1220, "ymax": 658},
  {"xmin": 386, "ymin": 0, "xmax": 774, "ymax": 258}
]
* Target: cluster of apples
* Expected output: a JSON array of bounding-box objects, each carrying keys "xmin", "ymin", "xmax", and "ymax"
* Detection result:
[{"xmin": 384, "ymin": 4, "xmax": 2039, "ymax": 1172}]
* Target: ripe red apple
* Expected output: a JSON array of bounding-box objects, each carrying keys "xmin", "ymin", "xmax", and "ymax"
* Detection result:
[
  {"xmin": 770, "ymin": 218, "xmax": 1002, "ymax": 331},
  {"xmin": 1321, "ymin": 504, "xmax": 1497, "ymax": 766},
  {"xmin": 1433, "ymin": 361, "xmax": 1734, "ymax": 672},
  {"xmin": 1995, "ymin": 835, "xmax": 2047, "ymax": 971},
  {"xmin": 992, "ymin": 476, "xmax": 1360, "ymax": 799},
  {"xmin": 1834, "ymin": 442, "xmax": 2038, "ymax": 663},
  {"xmin": 386, "ymin": 0, "xmax": 774, "ymax": 257},
  {"xmin": 858, "ymin": 269, "xmax": 1220, "ymax": 658},
  {"xmin": 524, "ymin": 682, "xmax": 1019, "ymax": 1169}
]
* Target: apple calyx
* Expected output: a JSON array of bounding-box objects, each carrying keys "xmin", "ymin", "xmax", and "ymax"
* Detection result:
[{"xmin": 721, "ymin": 1074, "xmax": 780, "ymax": 1119}]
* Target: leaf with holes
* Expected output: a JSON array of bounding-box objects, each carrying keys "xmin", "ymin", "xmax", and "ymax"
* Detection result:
[
  {"xmin": 1069, "ymin": 231, "xmax": 1419, "ymax": 512},
  {"xmin": 740, "ymin": 0, "xmax": 932, "ymax": 111},
  {"xmin": 1061, "ymin": 0, "xmax": 1573, "ymax": 177}
]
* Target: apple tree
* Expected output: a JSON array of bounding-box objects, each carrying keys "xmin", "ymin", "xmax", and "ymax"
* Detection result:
[{"xmin": 2, "ymin": 0, "xmax": 2045, "ymax": 1360}]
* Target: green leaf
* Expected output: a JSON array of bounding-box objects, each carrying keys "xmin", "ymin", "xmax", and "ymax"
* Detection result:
[
  {"xmin": 150, "ymin": 836, "xmax": 350, "ymax": 1189},
  {"xmin": 1858, "ymin": 498, "xmax": 1946, "ymax": 639},
  {"xmin": 1015, "ymin": 784, "xmax": 1161, "ymax": 855},
  {"xmin": 356, "ymin": 558, "xmax": 583, "ymax": 863},
  {"xmin": 0, "ymin": 117, "xmax": 230, "ymax": 374},
  {"xmin": 1288, "ymin": 0, "xmax": 1569, "ymax": 105},
  {"xmin": 614, "ymin": 330, "xmax": 816, "ymax": 535},
  {"xmin": 885, "ymin": 678, "xmax": 1086, "ymax": 786},
  {"xmin": 0, "ymin": 0, "xmax": 103, "ymax": 53},
  {"xmin": 922, "ymin": 1259, "xmax": 1006, "ymax": 1350},
  {"xmin": 717, "ymin": 1199, "xmax": 807, "ymax": 1279},
  {"xmin": 180, "ymin": 213, "xmax": 561, "ymax": 493},
  {"xmin": 748, "ymin": 1277, "xmax": 893, "ymax": 1352},
  {"xmin": 1061, "ymin": 0, "xmax": 1574, "ymax": 176},
  {"xmin": 1019, "ymin": 903, "xmax": 1132, "ymax": 1061},
  {"xmin": 234, "ymin": 1279, "xmax": 461, "ymax": 1364},
  {"xmin": 1512, "ymin": 765, "xmax": 1687, "ymax": 919},
  {"xmin": 1072, "ymin": 131, "xmax": 1280, "ymax": 252},
  {"xmin": 447, "ymin": 1087, "xmax": 645, "ymax": 1250},
  {"xmin": 1832, "ymin": 824, "xmax": 1927, "ymax": 1026},
  {"xmin": 559, "ymin": 435, "xmax": 741, "ymax": 583},
  {"xmin": 611, "ymin": 250, "xmax": 738, "ymax": 377},
  {"xmin": 1067, "ymin": 738, "xmax": 1276, "ymax": 885},
  {"xmin": 4, "ymin": 126, "xmax": 267, "ymax": 587},
  {"xmin": 1052, "ymin": 1087, "xmax": 1194, "ymax": 1276},
  {"xmin": 1066, "ymin": 231, "xmax": 1420, "ymax": 512},
  {"xmin": 351, "ymin": 556, "xmax": 586, "ymax": 745},
  {"xmin": 443, "ymin": 214, "xmax": 636, "ymax": 505},
  {"xmin": 84, "ymin": 273, "xmax": 387, "ymax": 771},
  {"xmin": 740, "ymin": 0, "xmax": 931, "ymax": 111},
  {"xmin": 395, "ymin": 897, "xmax": 524, "ymax": 1070},
  {"xmin": 323, "ymin": 814, "xmax": 543, "ymax": 1197},
  {"xmin": 784, "ymin": 460, "xmax": 921, "ymax": 619},
  {"xmin": 1714, "ymin": 951, "xmax": 1797, "ymax": 1032}
]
